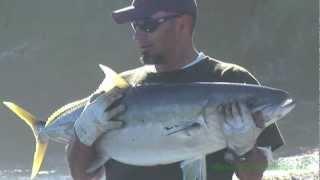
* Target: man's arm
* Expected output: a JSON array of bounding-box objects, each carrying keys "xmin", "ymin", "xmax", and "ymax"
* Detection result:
[
  {"xmin": 234, "ymin": 146, "xmax": 268, "ymax": 180},
  {"xmin": 221, "ymin": 104, "xmax": 269, "ymax": 180},
  {"xmin": 234, "ymin": 111, "xmax": 269, "ymax": 180},
  {"xmin": 67, "ymin": 136, "xmax": 100, "ymax": 180},
  {"xmin": 67, "ymin": 88, "xmax": 125, "ymax": 179},
  {"xmin": 220, "ymin": 65, "xmax": 283, "ymax": 179}
]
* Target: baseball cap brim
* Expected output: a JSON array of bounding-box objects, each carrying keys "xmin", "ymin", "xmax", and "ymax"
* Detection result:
[{"xmin": 112, "ymin": 6, "xmax": 149, "ymax": 24}]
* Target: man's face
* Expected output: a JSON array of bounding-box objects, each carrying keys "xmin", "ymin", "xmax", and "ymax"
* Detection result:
[{"xmin": 131, "ymin": 11, "xmax": 181, "ymax": 64}]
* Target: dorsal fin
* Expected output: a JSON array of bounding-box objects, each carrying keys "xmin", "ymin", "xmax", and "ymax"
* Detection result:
[
  {"xmin": 98, "ymin": 64, "xmax": 129, "ymax": 92},
  {"xmin": 46, "ymin": 98, "xmax": 88, "ymax": 127}
]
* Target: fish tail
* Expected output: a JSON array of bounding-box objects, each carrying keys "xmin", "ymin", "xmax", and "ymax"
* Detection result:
[{"xmin": 2, "ymin": 101, "xmax": 48, "ymax": 179}]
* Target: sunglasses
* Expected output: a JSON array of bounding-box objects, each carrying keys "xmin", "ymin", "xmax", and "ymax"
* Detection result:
[{"xmin": 131, "ymin": 14, "xmax": 181, "ymax": 33}]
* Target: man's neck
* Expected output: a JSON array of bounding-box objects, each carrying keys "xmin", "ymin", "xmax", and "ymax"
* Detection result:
[{"xmin": 155, "ymin": 46, "xmax": 199, "ymax": 72}]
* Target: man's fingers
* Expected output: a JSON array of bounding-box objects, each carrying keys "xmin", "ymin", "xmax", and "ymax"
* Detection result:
[
  {"xmin": 223, "ymin": 122, "xmax": 233, "ymax": 135},
  {"xmin": 252, "ymin": 111, "xmax": 265, "ymax": 128},
  {"xmin": 224, "ymin": 101, "xmax": 242, "ymax": 128},
  {"xmin": 238, "ymin": 102, "xmax": 254, "ymax": 122},
  {"xmin": 231, "ymin": 101, "xmax": 240, "ymax": 118},
  {"xmin": 226, "ymin": 102, "xmax": 233, "ymax": 118},
  {"xmin": 224, "ymin": 102, "xmax": 234, "ymax": 125},
  {"xmin": 238, "ymin": 102, "xmax": 265, "ymax": 129},
  {"xmin": 105, "ymin": 121, "xmax": 123, "ymax": 130},
  {"xmin": 103, "ymin": 104, "xmax": 126, "ymax": 119},
  {"xmin": 95, "ymin": 89, "xmax": 125, "ymax": 108},
  {"xmin": 89, "ymin": 91, "xmax": 105, "ymax": 103},
  {"xmin": 103, "ymin": 104, "xmax": 125, "ymax": 130},
  {"xmin": 231, "ymin": 101, "xmax": 244, "ymax": 128}
]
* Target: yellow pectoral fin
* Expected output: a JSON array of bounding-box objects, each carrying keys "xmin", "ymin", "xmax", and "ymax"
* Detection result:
[
  {"xmin": 98, "ymin": 64, "xmax": 129, "ymax": 92},
  {"xmin": 31, "ymin": 142, "xmax": 48, "ymax": 179}
]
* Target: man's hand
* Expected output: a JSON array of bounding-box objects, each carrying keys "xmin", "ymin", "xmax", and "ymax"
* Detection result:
[
  {"xmin": 220, "ymin": 101, "xmax": 263, "ymax": 156},
  {"xmin": 74, "ymin": 88, "xmax": 125, "ymax": 146}
]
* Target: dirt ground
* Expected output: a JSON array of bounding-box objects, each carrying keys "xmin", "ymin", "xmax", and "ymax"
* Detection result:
[{"xmin": 233, "ymin": 149, "xmax": 319, "ymax": 180}]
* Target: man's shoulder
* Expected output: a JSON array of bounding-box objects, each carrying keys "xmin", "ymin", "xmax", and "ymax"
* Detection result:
[
  {"xmin": 120, "ymin": 65, "xmax": 156, "ymax": 86},
  {"xmin": 204, "ymin": 56, "xmax": 260, "ymax": 85},
  {"xmin": 205, "ymin": 57, "xmax": 248, "ymax": 74}
]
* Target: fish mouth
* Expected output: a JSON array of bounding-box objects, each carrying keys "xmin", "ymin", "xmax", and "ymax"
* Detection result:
[
  {"xmin": 279, "ymin": 97, "xmax": 296, "ymax": 116},
  {"xmin": 281, "ymin": 98, "xmax": 295, "ymax": 108},
  {"xmin": 266, "ymin": 97, "xmax": 296, "ymax": 125}
]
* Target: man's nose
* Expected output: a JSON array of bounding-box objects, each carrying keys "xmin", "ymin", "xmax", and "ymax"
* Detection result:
[{"xmin": 132, "ymin": 28, "xmax": 148, "ymax": 41}]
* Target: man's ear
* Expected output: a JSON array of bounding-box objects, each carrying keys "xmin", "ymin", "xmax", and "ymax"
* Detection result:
[{"xmin": 178, "ymin": 15, "xmax": 193, "ymax": 34}]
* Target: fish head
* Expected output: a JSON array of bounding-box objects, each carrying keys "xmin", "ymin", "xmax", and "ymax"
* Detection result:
[{"xmin": 247, "ymin": 89, "xmax": 296, "ymax": 126}]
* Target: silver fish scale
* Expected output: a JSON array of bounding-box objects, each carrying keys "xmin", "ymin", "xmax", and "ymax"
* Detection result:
[
  {"xmin": 45, "ymin": 104, "xmax": 85, "ymax": 144},
  {"xmin": 119, "ymin": 84, "xmax": 211, "ymax": 126}
]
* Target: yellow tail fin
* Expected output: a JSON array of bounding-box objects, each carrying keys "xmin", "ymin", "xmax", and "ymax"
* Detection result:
[
  {"xmin": 31, "ymin": 142, "xmax": 48, "ymax": 179},
  {"xmin": 2, "ymin": 101, "xmax": 48, "ymax": 179}
]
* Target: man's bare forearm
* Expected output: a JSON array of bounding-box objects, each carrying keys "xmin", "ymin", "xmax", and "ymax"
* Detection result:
[
  {"xmin": 67, "ymin": 136, "xmax": 96, "ymax": 180},
  {"xmin": 235, "ymin": 147, "xmax": 268, "ymax": 180}
]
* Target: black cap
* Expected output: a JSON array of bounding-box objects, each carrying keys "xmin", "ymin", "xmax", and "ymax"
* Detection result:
[{"xmin": 112, "ymin": 0, "xmax": 197, "ymax": 24}]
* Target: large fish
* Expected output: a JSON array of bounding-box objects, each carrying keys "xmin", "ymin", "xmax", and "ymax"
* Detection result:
[{"xmin": 3, "ymin": 65, "xmax": 295, "ymax": 180}]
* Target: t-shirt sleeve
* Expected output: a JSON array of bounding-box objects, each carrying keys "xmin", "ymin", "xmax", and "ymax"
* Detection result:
[
  {"xmin": 221, "ymin": 65, "xmax": 285, "ymax": 151},
  {"xmin": 221, "ymin": 65, "xmax": 260, "ymax": 85}
]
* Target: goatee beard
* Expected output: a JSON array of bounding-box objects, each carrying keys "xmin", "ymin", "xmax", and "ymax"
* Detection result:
[{"xmin": 140, "ymin": 52, "xmax": 165, "ymax": 65}]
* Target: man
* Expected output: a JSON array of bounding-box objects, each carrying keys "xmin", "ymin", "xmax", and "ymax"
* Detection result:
[{"xmin": 68, "ymin": 0, "xmax": 284, "ymax": 179}]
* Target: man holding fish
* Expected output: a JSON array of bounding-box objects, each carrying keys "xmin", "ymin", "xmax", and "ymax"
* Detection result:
[{"xmin": 68, "ymin": 0, "xmax": 285, "ymax": 179}]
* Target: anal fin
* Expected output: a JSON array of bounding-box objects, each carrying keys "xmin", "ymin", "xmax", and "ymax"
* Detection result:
[{"xmin": 180, "ymin": 156, "xmax": 207, "ymax": 180}]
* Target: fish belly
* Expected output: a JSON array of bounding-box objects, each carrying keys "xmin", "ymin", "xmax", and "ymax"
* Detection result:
[
  {"xmin": 97, "ymin": 113, "xmax": 227, "ymax": 166},
  {"xmin": 96, "ymin": 85, "xmax": 228, "ymax": 166}
]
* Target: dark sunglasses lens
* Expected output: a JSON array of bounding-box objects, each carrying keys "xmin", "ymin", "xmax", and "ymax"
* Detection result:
[
  {"xmin": 132, "ymin": 20, "xmax": 159, "ymax": 33},
  {"xmin": 142, "ymin": 21, "xmax": 158, "ymax": 32},
  {"xmin": 131, "ymin": 15, "xmax": 179, "ymax": 33}
]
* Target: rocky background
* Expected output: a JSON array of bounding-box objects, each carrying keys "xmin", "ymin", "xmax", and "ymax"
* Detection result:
[{"xmin": 0, "ymin": 0, "xmax": 317, "ymax": 171}]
